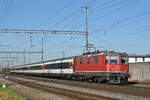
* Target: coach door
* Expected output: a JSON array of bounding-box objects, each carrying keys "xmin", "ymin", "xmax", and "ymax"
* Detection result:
[
  {"xmin": 106, "ymin": 55, "xmax": 118, "ymax": 72},
  {"xmin": 73, "ymin": 57, "xmax": 77, "ymax": 72},
  {"xmin": 110, "ymin": 56, "xmax": 119, "ymax": 72}
]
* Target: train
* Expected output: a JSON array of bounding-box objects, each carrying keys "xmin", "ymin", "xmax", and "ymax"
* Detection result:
[{"xmin": 9, "ymin": 50, "xmax": 130, "ymax": 84}]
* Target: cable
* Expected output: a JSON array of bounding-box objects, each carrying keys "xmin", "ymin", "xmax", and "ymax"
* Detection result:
[
  {"xmin": 71, "ymin": 0, "xmax": 130, "ymax": 29},
  {"xmin": 59, "ymin": 0, "xmax": 98, "ymax": 31},
  {"xmin": 0, "ymin": 0, "xmax": 14, "ymax": 27},
  {"xmin": 86, "ymin": 16, "xmax": 150, "ymax": 46},
  {"xmin": 0, "ymin": 0, "xmax": 9, "ymax": 26},
  {"xmin": 4, "ymin": 0, "xmax": 14, "ymax": 25},
  {"xmin": 69, "ymin": 0, "xmax": 116, "ymax": 28},
  {"xmin": 92, "ymin": 0, "xmax": 127, "ymax": 14},
  {"xmin": 40, "ymin": 0, "xmax": 72, "ymax": 25},
  {"xmin": 49, "ymin": 9, "xmax": 81, "ymax": 28},
  {"xmin": 49, "ymin": 0, "xmax": 97, "ymax": 28},
  {"xmin": 91, "ymin": 9, "xmax": 150, "ymax": 33},
  {"xmin": 92, "ymin": 28, "xmax": 150, "ymax": 44},
  {"xmin": 90, "ymin": 0, "xmax": 139, "ymax": 24},
  {"xmin": 107, "ymin": 16, "xmax": 150, "ymax": 31},
  {"xmin": 91, "ymin": 0, "xmax": 115, "ymax": 10},
  {"xmin": 103, "ymin": 0, "xmax": 127, "ymax": 9},
  {"xmin": 86, "ymin": 0, "xmax": 97, "ymax": 6}
]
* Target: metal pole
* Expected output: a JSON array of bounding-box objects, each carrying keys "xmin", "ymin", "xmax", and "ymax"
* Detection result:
[
  {"xmin": 41, "ymin": 38, "xmax": 44, "ymax": 62},
  {"xmin": 62, "ymin": 50, "xmax": 65, "ymax": 58},
  {"xmin": 86, "ymin": 7, "xmax": 89, "ymax": 53},
  {"xmin": 24, "ymin": 49, "xmax": 26, "ymax": 64},
  {"xmin": 82, "ymin": 6, "xmax": 89, "ymax": 53}
]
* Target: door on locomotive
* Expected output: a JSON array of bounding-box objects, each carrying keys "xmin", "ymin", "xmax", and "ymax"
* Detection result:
[{"xmin": 105, "ymin": 54, "xmax": 128, "ymax": 72}]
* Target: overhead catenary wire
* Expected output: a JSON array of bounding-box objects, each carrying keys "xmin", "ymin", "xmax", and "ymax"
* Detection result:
[
  {"xmin": 86, "ymin": 0, "xmax": 97, "ymax": 6},
  {"xmin": 106, "ymin": 16, "xmax": 150, "ymax": 32},
  {"xmin": 0, "ymin": 0, "xmax": 9, "ymax": 26},
  {"xmin": 52, "ymin": 9, "xmax": 150, "ymax": 50},
  {"xmin": 92, "ymin": 0, "xmax": 127, "ymax": 13},
  {"xmin": 89, "ymin": 18, "xmax": 150, "ymax": 47},
  {"xmin": 92, "ymin": 29, "xmax": 150, "ymax": 44},
  {"xmin": 49, "ymin": 9, "xmax": 82, "ymax": 28},
  {"xmin": 61, "ymin": 0, "xmax": 114, "ymax": 30},
  {"xmin": 65, "ymin": 15, "xmax": 150, "ymax": 46},
  {"xmin": 91, "ymin": 0, "xmax": 115, "ymax": 10},
  {"xmin": 49, "ymin": 0, "xmax": 97, "ymax": 28},
  {"xmin": 0, "ymin": 0, "xmax": 14, "ymax": 27},
  {"xmin": 70, "ymin": 0, "xmax": 134, "ymax": 29},
  {"xmin": 90, "ymin": 0, "xmax": 139, "ymax": 24},
  {"xmin": 91, "ymin": 9, "xmax": 150, "ymax": 34},
  {"xmin": 40, "ymin": 0, "xmax": 72, "ymax": 25}
]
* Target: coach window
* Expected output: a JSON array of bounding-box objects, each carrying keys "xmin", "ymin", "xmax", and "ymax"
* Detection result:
[
  {"xmin": 80, "ymin": 58, "xmax": 83, "ymax": 64},
  {"xmin": 94, "ymin": 57, "xmax": 98, "ymax": 63},
  {"xmin": 143, "ymin": 57, "xmax": 145, "ymax": 62},
  {"xmin": 87, "ymin": 58, "xmax": 90, "ymax": 64},
  {"xmin": 135, "ymin": 57, "xmax": 137, "ymax": 62}
]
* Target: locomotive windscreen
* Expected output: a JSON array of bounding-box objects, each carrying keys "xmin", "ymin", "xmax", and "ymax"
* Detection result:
[
  {"xmin": 121, "ymin": 56, "xmax": 128, "ymax": 64},
  {"xmin": 106, "ymin": 56, "xmax": 118, "ymax": 64}
]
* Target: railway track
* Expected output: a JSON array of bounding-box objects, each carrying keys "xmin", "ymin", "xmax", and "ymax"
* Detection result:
[
  {"xmin": 5, "ymin": 73, "xmax": 150, "ymax": 100},
  {"xmin": 4, "ymin": 74, "xmax": 117, "ymax": 100}
]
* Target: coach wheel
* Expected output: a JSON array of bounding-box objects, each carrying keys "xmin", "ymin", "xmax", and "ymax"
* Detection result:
[{"xmin": 93, "ymin": 77, "xmax": 98, "ymax": 83}]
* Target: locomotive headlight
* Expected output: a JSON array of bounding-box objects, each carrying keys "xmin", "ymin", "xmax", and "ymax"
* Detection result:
[{"xmin": 124, "ymin": 70, "xmax": 128, "ymax": 72}]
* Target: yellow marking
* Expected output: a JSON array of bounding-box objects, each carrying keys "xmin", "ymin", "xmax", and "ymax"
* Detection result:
[
  {"xmin": 68, "ymin": 61, "xmax": 73, "ymax": 63},
  {"xmin": 41, "ymin": 64, "xmax": 44, "ymax": 66}
]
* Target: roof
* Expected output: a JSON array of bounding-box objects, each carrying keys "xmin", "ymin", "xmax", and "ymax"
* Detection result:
[{"xmin": 128, "ymin": 54, "xmax": 150, "ymax": 58}]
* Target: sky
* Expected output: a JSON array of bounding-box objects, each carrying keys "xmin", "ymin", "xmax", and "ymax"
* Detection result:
[{"xmin": 0, "ymin": 0, "xmax": 150, "ymax": 67}]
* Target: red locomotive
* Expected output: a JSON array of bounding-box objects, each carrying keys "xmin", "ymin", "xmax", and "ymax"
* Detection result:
[{"xmin": 73, "ymin": 51, "xmax": 129, "ymax": 84}]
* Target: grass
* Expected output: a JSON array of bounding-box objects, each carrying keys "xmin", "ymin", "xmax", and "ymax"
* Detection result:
[
  {"xmin": 134, "ymin": 84, "xmax": 150, "ymax": 87},
  {"xmin": 0, "ymin": 85, "xmax": 27, "ymax": 100}
]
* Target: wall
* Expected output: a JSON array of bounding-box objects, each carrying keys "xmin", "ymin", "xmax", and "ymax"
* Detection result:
[{"xmin": 129, "ymin": 62, "xmax": 150, "ymax": 81}]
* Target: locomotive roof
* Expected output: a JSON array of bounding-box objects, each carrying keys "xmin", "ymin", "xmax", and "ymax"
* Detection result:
[{"xmin": 81, "ymin": 50, "xmax": 127, "ymax": 57}]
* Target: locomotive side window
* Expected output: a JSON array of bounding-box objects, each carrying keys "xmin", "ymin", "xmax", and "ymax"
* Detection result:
[
  {"xmin": 87, "ymin": 58, "xmax": 90, "ymax": 64},
  {"xmin": 80, "ymin": 58, "xmax": 83, "ymax": 64},
  {"xmin": 94, "ymin": 57, "xmax": 98, "ymax": 63},
  {"xmin": 110, "ymin": 56, "xmax": 118, "ymax": 64},
  {"xmin": 121, "ymin": 56, "xmax": 128, "ymax": 64}
]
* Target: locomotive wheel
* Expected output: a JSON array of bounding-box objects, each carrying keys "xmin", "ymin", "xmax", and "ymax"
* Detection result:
[{"xmin": 93, "ymin": 77, "xmax": 98, "ymax": 83}]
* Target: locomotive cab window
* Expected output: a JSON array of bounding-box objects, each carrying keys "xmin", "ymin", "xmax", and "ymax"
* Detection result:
[
  {"xmin": 121, "ymin": 56, "xmax": 128, "ymax": 64},
  {"xmin": 86, "ymin": 58, "xmax": 90, "ymax": 64},
  {"xmin": 94, "ymin": 57, "xmax": 98, "ymax": 63}
]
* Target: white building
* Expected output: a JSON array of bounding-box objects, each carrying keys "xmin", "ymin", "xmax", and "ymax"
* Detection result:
[{"xmin": 129, "ymin": 54, "xmax": 150, "ymax": 63}]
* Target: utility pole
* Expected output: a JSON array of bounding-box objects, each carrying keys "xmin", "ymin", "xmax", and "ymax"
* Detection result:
[
  {"xmin": 82, "ymin": 6, "xmax": 89, "ymax": 53},
  {"xmin": 62, "ymin": 50, "xmax": 65, "ymax": 58},
  {"xmin": 41, "ymin": 38, "xmax": 44, "ymax": 62}
]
